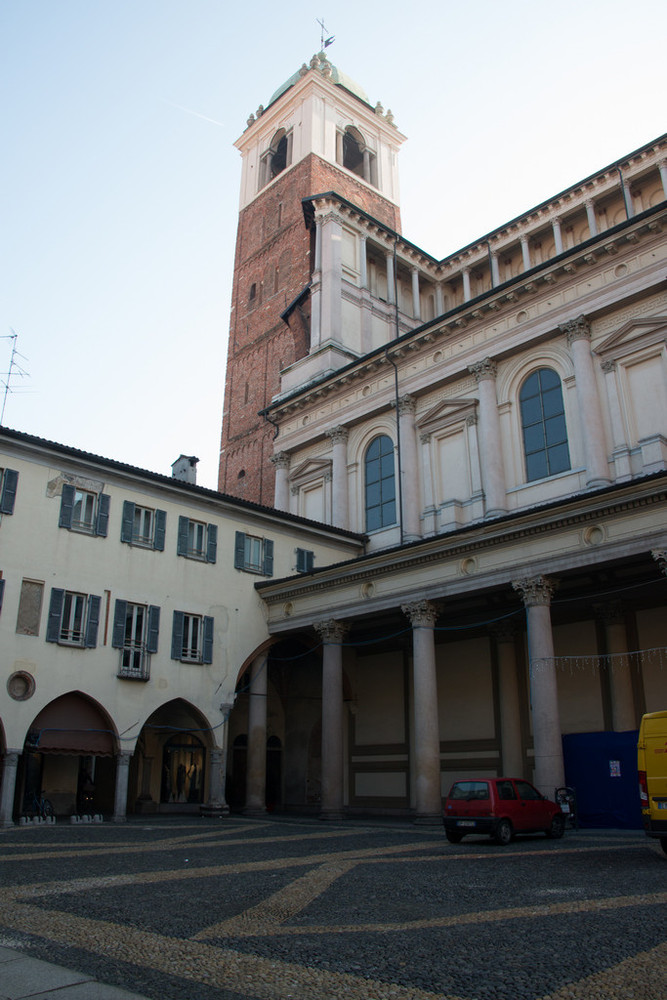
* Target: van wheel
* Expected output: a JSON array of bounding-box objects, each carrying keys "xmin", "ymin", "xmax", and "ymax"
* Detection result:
[
  {"xmin": 445, "ymin": 830, "xmax": 463, "ymax": 844},
  {"xmin": 660, "ymin": 837, "xmax": 667, "ymax": 857},
  {"xmin": 494, "ymin": 819, "xmax": 513, "ymax": 845},
  {"xmin": 546, "ymin": 815, "xmax": 565, "ymax": 839}
]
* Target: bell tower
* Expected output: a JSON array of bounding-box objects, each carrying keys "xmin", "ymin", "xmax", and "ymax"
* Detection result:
[{"xmin": 218, "ymin": 53, "xmax": 406, "ymax": 503}]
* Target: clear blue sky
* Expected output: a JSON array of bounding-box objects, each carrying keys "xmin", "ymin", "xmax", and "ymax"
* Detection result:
[{"xmin": 2, "ymin": 1, "xmax": 665, "ymax": 488}]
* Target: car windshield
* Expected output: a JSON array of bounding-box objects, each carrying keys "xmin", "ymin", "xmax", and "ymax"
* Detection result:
[{"xmin": 449, "ymin": 781, "xmax": 489, "ymax": 801}]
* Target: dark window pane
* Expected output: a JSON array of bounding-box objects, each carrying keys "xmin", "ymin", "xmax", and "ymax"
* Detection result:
[
  {"xmin": 526, "ymin": 451, "xmax": 548, "ymax": 481},
  {"xmin": 547, "ymin": 443, "xmax": 571, "ymax": 474},
  {"xmin": 538, "ymin": 368, "xmax": 560, "ymax": 391},
  {"xmin": 520, "ymin": 397, "xmax": 542, "ymax": 425},
  {"xmin": 545, "ymin": 415, "xmax": 567, "ymax": 446},
  {"xmin": 524, "ymin": 424, "xmax": 545, "ymax": 453}
]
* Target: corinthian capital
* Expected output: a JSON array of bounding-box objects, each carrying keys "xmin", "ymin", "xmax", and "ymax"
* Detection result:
[
  {"xmin": 560, "ymin": 314, "xmax": 591, "ymax": 344},
  {"xmin": 270, "ymin": 451, "xmax": 290, "ymax": 470},
  {"xmin": 326, "ymin": 425, "xmax": 349, "ymax": 445},
  {"xmin": 512, "ymin": 575, "xmax": 558, "ymax": 607},
  {"xmin": 402, "ymin": 600, "xmax": 439, "ymax": 627},
  {"xmin": 651, "ymin": 549, "xmax": 667, "ymax": 576},
  {"xmin": 468, "ymin": 358, "xmax": 497, "ymax": 382},
  {"xmin": 313, "ymin": 619, "xmax": 349, "ymax": 643},
  {"xmin": 397, "ymin": 393, "xmax": 417, "ymax": 416}
]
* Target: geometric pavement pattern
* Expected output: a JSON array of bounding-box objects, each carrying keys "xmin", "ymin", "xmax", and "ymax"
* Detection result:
[{"xmin": 1, "ymin": 818, "xmax": 666, "ymax": 1000}]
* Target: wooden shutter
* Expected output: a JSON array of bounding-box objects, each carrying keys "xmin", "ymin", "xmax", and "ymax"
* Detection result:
[
  {"xmin": 46, "ymin": 588, "xmax": 65, "ymax": 643},
  {"xmin": 262, "ymin": 538, "xmax": 274, "ymax": 576},
  {"xmin": 206, "ymin": 524, "xmax": 218, "ymax": 564},
  {"xmin": 202, "ymin": 616, "xmax": 214, "ymax": 664},
  {"xmin": 171, "ymin": 610, "xmax": 184, "ymax": 660},
  {"xmin": 153, "ymin": 510, "xmax": 166, "ymax": 551},
  {"xmin": 146, "ymin": 605, "xmax": 160, "ymax": 653},
  {"xmin": 177, "ymin": 517, "xmax": 189, "ymax": 557},
  {"xmin": 59, "ymin": 484, "xmax": 75, "ymax": 528},
  {"xmin": 120, "ymin": 502, "xmax": 135, "ymax": 544},
  {"xmin": 111, "ymin": 600, "xmax": 127, "ymax": 648},
  {"xmin": 85, "ymin": 594, "xmax": 101, "ymax": 647},
  {"xmin": 234, "ymin": 531, "xmax": 246, "ymax": 569},
  {"xmin": 96, "ymin": 494, "xmax": 110, "ymax": 537},
  {"xmin": 0, "ymin": 469, "xmax": 18, "ymax": 514}
]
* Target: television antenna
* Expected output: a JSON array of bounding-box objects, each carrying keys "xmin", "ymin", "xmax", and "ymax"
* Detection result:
[
  {"xmin": 1, "ymin": 330, "xmax": 30, "ymax": 426},
  {"xmin": 316, "ymin": 18, "xmax": 335, "ymax": 52}
]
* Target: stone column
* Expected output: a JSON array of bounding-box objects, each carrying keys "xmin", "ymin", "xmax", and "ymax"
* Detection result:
[
  {"xmin": 386, "ymin": 251, "xmax": 396, "ymax": 305},
  {"xmin": 552, "ymin": 217, "xmax": 564, "ymax": 255},
  {"xmin": 419, "ymin": 431, "xmax": 437, "ymax": 535},
  {"xmin": 112, "ymin": 751, "xmax": 132, "ymax": 823},
  {"xmin": 314, "ymin": 619, "xmax": 348, "ymax": 820},
  {"xmin": 245, "ymin": 654, "xmax": 268, "ymax": 815},
  {"xmin": 271, "ymin": 452, "xmax": 290, "ymax": 512},
  {"xmin": 560, "ymin": 315, "xmax": 610, "ymax": 487},
  {"xmin": 596, "ymin": 603, "xmax": 635, "ymax": 732},
  {"xmin": 512, "ymin": 576, "xmax": 565, "ymax": 795},
  {"xmin": 335, "ymin": 130, "xmax": 343, "ymax": 165},
  {"xmin": 520, "ymin": 236, "xmax": 532, "ymax": 272},
  {"xmin": 493, "ymin": 625, "xmax": 523, "ymax": 777},
  {"xmin": 435, "ymin": 283, "xmax": 444, "ymax": 316},
  {"xmin": 585, "ymin": 199, "xmax": 598, "ymax": 237},
  {"xmin": 403, "ymin": 600, "xmax": 442, "ymax": 823},
  {"xmin": 320, "ymin": 212, "xmax": 343, "ymax": 344},
  {"xmin": 363, "ymin": 148, "xmax": 371, "ymax": 183},
  {"xmin": 468, "ymin": 358, "xmax": 507, "ymax": 517},
  {"xmin": 0, "ymin": 750, "xmax": 20, "ymax": 828},
  {"xmin": 659, "ymin": 160, "xmax": 667, "ymax": 200},
  {"xmin": 411, "ymin": 267, "xmax": 421, "ymax": 320},
  {"xmin": 310, "ymin": 217, "xmax": 322, "ymax": 348},
  {"xmin": 398, "ymin": 395, "xmax": 420, "ymax": 541},
  {"xmin": 601, "ymin": 360, "xmax": 631, "ymax": 479},
  {"xmin": 359, "ymin": 234, "xmax": 368, "ymax": 289},
  {"xmin": 490, "ymin": 252, "xmax": 500, "ymax": 288},
  {"xmin": 462, "ymin": 268, "xmax": 472, "ymax": 303},
  {"xmin": 326, "ymin": 426, "xmax": 349, "ymax": 530},
  {"xmin": 465, "ymin": 414, "xmax": 484, "ymax": 501}
]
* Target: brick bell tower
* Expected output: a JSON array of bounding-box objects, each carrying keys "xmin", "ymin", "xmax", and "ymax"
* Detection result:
[{"xmin": 218, "ymin": 52, "xmax": 406, "ymax": 504}]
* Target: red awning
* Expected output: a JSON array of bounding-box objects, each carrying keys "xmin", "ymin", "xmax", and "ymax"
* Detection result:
[{"xmin": 28, "ymin": 695, "xmax": 117, "ymax": 756}]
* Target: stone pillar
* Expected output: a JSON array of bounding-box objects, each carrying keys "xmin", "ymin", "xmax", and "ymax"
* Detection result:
[
  {"xmin": 560, "ymin": 315, "xmax": 610, "ymax": 486},
  {"xmin": 659, "ymin": 160, "xmax": 667, "ymax": 200},
  {"xmin": 435, "ymin": 283, "xmax": 444, "ymax": 316},
  {"xmin": 411, "ymin": 267, "xmax": 421, "ymax": 320},
  {"xmin": 320, "ymin": 212, "xmax": 343, "ymax": 344},
  {"xmin": 490, "ymin": 252, "xmax": 500, "ymax": 288},
  {"xmin": 112, "ymin": 751, "xmax": 132, "ymax": 823},
  {"xmin": 271, "ymin": 452, "xmax": 290, "ymax": 512},
  {"xmin": 468, "ymin": 358, "xmax": 507, "ymax": 517},
  {"xmin": 363, "ymin": 148, "xmax": 371, "ymax": 183},
  {"xmin": 403, "ymin": 600, "xmax": 442, "ymax": 823},
  {"xmin": 326, "ymin": 426, "xmax": 349, "ymax": 530},
  {"xmin": 462, "ymin": 268, "xmax": 472, "ymax": 303},
  {"xmin": 596, "ymin": 603, "xmax": 635, "ymax": 732},
  {"xmin": 0, "ymin": 750, "xmax": 20, "ymax": 828},
  {"xmin": 245, "ymin": 654, "xmax": 268, "ymax": 815},
  {"xmin": 493, "ymin": 625, "xmax": 523, "ymax": 777},
  {"xmin": 314, "ymin": 619, "xmax": 348, "ymax": 820},
  {"xmin": 585, "ymin": 199, "xmax": 598, "ymax": 237},
  {"xmin": 386, "ymin": 251, "xmax": 396, "ymax": 305},
  {"xmin": 552, "ymin": 217, "xmax": 564, "ymax": 255},
  {"xmin": 397, "ymin": 395, "xmax": 420, "ymax": 541},
  {"xmin": 465, "ymin": 414, "xmax": 483, "ymax": 501},
  {"xmin": 520, "ymin": 236, "xmax": 532, "ymax": 272},
  {"xmin": 601, "ymin": 360, "xmax": 631, "ymax": 479},
  {"xmin": 335, "ymin": 130, "xmax": 343, "ymax": 165},
  {"xmin": 419, "ymin": 431, "xmax": 437, "ymax": 535},
  {"xmin": 310, "ymin": 217, "xmax": 322, "ymax": 348},
  {"xmin": 359, "ymin": 234, "xmax": 368, "ymax": 289},
  {"xmin": 512, "ymin": 576, "xmax": 565, "ymax": 795}
]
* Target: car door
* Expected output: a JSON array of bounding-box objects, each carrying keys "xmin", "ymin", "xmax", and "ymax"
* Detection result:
[{"xmin": 513, "ymin": 779, "xmax": 548, "ymax": 831}]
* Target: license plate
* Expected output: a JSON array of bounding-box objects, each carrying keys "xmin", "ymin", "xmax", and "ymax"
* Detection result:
[
  {"xmin": 457, "ymin": 820, "xmax": 475, "ymax": 827},
  {"xmin": 658, "ymin": 802, "xmax": 667, "ymax": 810}
]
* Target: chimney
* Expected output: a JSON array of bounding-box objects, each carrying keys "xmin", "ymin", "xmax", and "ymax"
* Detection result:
[{"xmin": 171, "ymin": 455, "xmax": 199, "ymax": 485}]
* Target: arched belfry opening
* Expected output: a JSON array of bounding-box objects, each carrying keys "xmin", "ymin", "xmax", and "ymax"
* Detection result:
[
  {"xmin": 337, "ymin": 126, "xmax": 377, "ymax": 187},
  {"xmin": 259, "ymin": 127, "xmax": 293, "ymax": 190}
]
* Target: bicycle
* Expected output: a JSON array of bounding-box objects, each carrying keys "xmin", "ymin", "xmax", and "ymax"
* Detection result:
[{"xmin": 28, "ymin": 790, "xmax": 54, "ymax": 819}]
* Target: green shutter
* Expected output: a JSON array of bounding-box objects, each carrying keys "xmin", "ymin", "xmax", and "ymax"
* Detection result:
[
  {"xmin": 59, "ymin": 485, "xmax": 75, "ymax": 529},
  {"xmin": 153, "ymin": 510, "xmax": 166, "ymax": 551},
  {"xmin": 111, "ymin": 600, "xmax": 127, "ymax": 648},
  {"xmin": 46, "ymin": 588, "xmax": 65, "ymax": 642},
  {"xmin": 171, "ymin": 610, "xmax": 184, "ymax": 660},
  {"xmin": 206, "ymin": 523, "xmax": 218, "ymax": 563},
  {"xmin": 262, "ymin": 538, "xmax": 274, "ymax": 576},
  {"xmin": 0, "ymin": 469, "xmax": 18, "ymax": 514},
  {"xmin": 96, "ymin": 494, "xmax": 110, "ymax": 537},
  {"xmin": 147, "ymin": 606, "xmax": 160, "ymax": 653},
  {"xmin": 177, "ymin": 517, "xmax": 189, "ymax": 557},
  {"xmin": 120, "ymin": 501, "xmax": 135, "ymax": 544},
  {"xmin": 85, "ymin": 594, "xmax": 101, "ymax": 647},
  {"xmin": 202, "ymin": 616, "xmax": 214, "ymax": 664},
  {"xmin": 234, "ymin": 531, "xmax": 246, "ymax": 569}
]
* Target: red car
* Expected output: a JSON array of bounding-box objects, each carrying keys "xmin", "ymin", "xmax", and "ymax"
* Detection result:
[{"xmin": 443, "ymin": 777, "xmax": 565, "ymax": 845}]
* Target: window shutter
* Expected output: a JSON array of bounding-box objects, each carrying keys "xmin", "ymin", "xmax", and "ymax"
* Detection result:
[
  {"xmin": 206, "ymin": 523, "xmax": 218, "ymax": 564},
  {"xmin": 96, "ymin": 493, "xmax": 110, "ymax": 537},
  {"xmin": 234, "ymin": 531, "xmax": 246, "ymax": 570},
  {"xmin": 202, "ymin": 616, "xmax": 214, "ymax": 664},
  {"xmin": 153, "ymin": 510, "xmax": 166, "ymax": 551},
  {"xmin": 171, "ymin": 610, "xmax": 184, "ymax": 660},
  {"xmin": 59, "ymin": 484, "xmax": 75, "ymax": 529},
  {"xmin": 0, "ymin": 469, "xmax": 18, "ymax": 514},
  {"xmin": 120, "ymin": 501, "xmax": 135, "ymax": 544},
  {"xmin": 111, "ymin": 600, "xmax": 127, "ymax": 649},
  {"xmin": 146, "ymin": 605, "xmax": 160, "ymax": 653},
  {"xmin": 177, "ymin": 517, "xmax": 189, "ymax": 557},
  {"xmin": 262, "ymin": 538, "xmax": 274, "ymax": 576},
  {"xmin": 85, "ymin": 594, "xmax": 101, "ymax": 647},
  {"xmin": 296, "ymin": 548, "xmax": 314, "ymax": 573},
  {"xmin": 0, "ymin": 577, "xmax": 5, "ymax": 613},
  {"xmin": 46, "ymin": 588, "xmax": 65, "ymax": 643}
]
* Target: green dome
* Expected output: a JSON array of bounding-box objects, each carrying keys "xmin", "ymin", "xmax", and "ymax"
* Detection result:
[{"xmin": 267, "ymin": 54, "xmax": 371, "ymax": 109}]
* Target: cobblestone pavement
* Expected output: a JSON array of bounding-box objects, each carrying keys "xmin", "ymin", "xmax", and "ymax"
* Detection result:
[{"xmin": 1, "ymin": 817, "xmax": 666, "ymax": 1000}]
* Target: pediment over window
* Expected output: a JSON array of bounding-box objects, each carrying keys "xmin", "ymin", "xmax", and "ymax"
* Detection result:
[
  {"xmin": 417, "ymin": 397, "xmax": 478, "ymax": 435},
  {"xmin": 289, "ymin": 457, "xmax": 332, "ymax": 487},
  {"xmin": 595, "ymin": 315, "xmax": 667, "ymax": 361}
]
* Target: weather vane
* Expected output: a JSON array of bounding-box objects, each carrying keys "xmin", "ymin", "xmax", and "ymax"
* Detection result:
[{"xmin": 316, "ymin": 18, "xmax": 335, "ymax": 53}]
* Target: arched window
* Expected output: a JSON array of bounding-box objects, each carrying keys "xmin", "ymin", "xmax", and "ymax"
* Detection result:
[
  {"xmin": 519, "ymin": 368, "xmax": 571, "ymax": 481},
  {"xmin": 343, "ymin": 127, "xmax": 364, "ymax": 176},
  {"xmin": 364, "ymin": 435, "xmax": 396, "ymax": 531},
  {"xmin": 259, "ymin": 128, "xmax": 292, "ymax": 190}
]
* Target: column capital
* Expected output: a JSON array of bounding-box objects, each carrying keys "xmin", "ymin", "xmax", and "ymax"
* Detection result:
[
  {"xmin": 397, "ymin": 393, "xmax": 417, "ymax": 416},
  {"xmin": 560, "ymin": 314, "xmax": 591, "ymax": 344},
  {"xmin": 465, "ymin": 413, "xmax": 478, "ymax": 427},
  {"xmin": 512, "ymin": 575, "xmax": 558, "ymax": 607},
  {"xmin": 313, "ymin": 618, "xmax": 349, "ymax": 643},
  {"xmin": 402, "ymin": 600, "xmax": 439, "ymax": 627},
  {"xmin": 270, "ymin": 451, "xmax": 290, "ymax": 470},
  {"xmin": 419, "ymin": 430, "xmax": 432, "ymax": 444},
  {"xmin": 652, "ymin": 549, "xmax": 667, "ymax": 576},
  {"xmin": 468, "ymin": 357, "xmax": 497, "ymax": 382},
  {"xmin": 600, "ymin": 359, "xmax": 616, "ymax": 374},
  {"xmin": 326, "ymin": 425, "xmax": 349, "ymax": 445}
]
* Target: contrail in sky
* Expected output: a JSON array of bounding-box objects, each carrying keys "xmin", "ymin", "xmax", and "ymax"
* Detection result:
[{"xmin": 162, "ymin": 99, "xmax": 225, "ymax": 128}]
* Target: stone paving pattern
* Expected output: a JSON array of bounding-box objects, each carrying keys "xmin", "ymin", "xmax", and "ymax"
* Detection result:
[{"xmin": 1, "ymin": 817, "xmax": 666, "ymax": 999}]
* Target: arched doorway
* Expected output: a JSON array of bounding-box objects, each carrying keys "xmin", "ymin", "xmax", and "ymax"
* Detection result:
[{"xmin": 20, "ymin": 692, "xmax": 117, "ymax": 817}]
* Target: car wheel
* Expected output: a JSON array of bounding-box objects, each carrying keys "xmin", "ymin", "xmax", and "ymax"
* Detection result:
[
  {"xmin": 494, "ymin": 819, "xmax": 513, "ymax": 845},
  {"xmin": 546, "ymin": 814, "xmax": 565, "ymax": 839},
  {"xmin": 660, "ymin": 837, "xmax": 667, "ymax": 857},
  {"xmin": 445, "ymin": 830, "xmax": 463, "ymax": 844}
]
